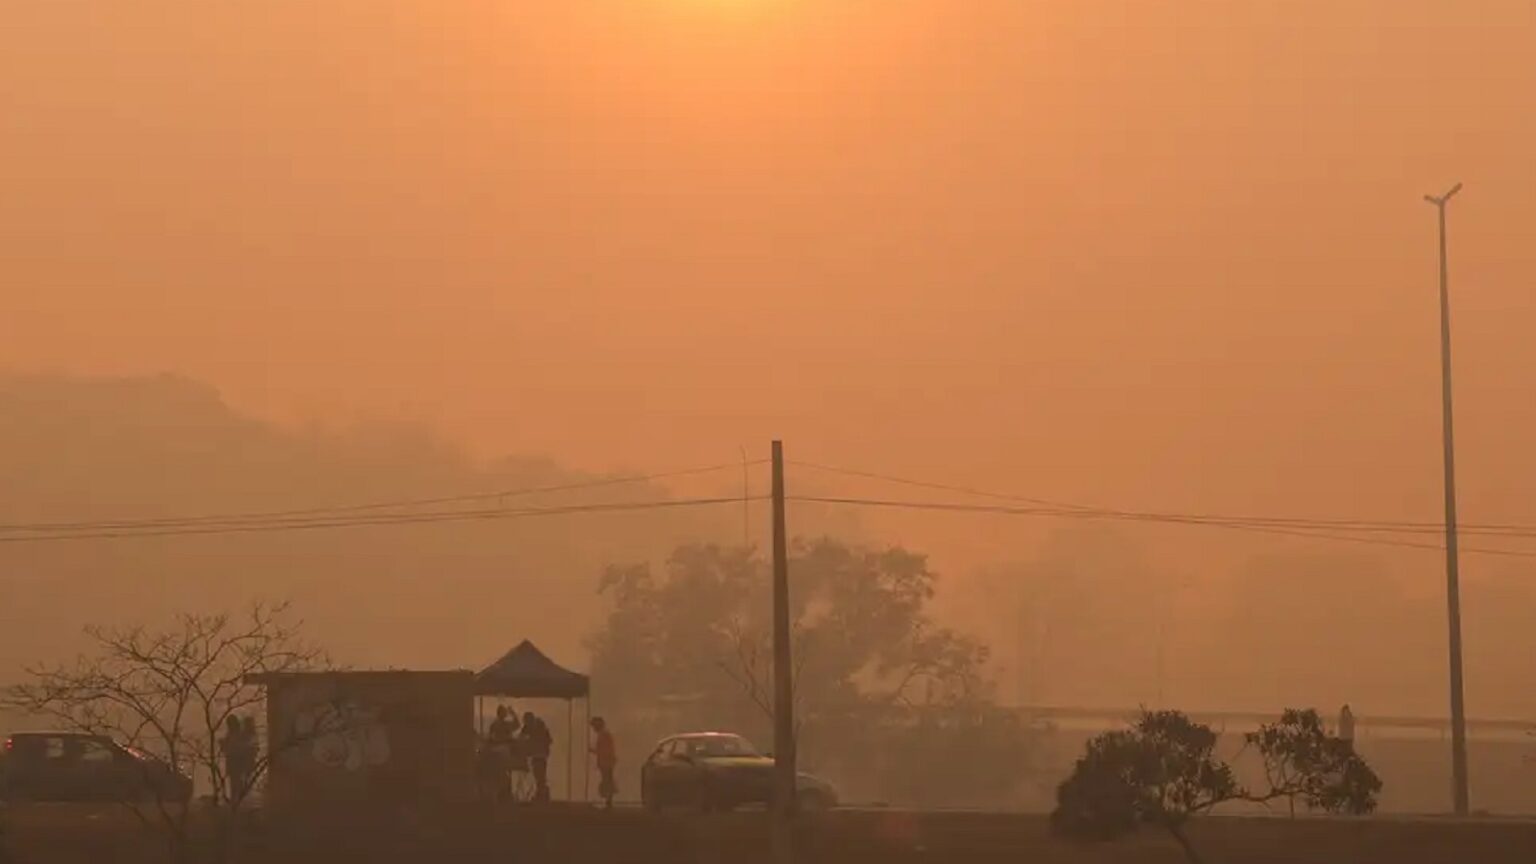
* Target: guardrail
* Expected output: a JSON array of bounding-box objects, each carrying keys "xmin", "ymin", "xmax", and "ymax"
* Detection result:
[{"xmin": 1013, "ymin": 705, "xmax": 1536, "ymax": 738}]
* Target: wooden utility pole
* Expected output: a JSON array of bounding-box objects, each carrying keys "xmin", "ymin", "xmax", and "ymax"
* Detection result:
[
  {"xmin": 1425, "ymin": 182, "xmax": 1469, "ymax": 815},
  {"xmin": 770, "ymin": 440, "xmax": 796, "ymax": 864}
]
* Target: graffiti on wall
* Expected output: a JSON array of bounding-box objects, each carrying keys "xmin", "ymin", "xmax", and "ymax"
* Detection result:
[{"xmin": 293, "ymin": 698, "xmax": 391, "ymax": 771}]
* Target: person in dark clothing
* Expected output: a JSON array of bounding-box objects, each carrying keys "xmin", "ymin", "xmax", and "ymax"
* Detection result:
[
  {"xmin": 590, "ymin": 716, "xmax": 617, "ymax": 810},
  {"xmin": 489, "ymin": 706, "xmax": 519, "ymax": 749},
  {"xmin": 219, "ymin": 716, "xmax": 242, "ymax": 801},
  {"xmin": 485, "ymin": 706, "xmax": 520, "ymax": 802},
  {"xmin": 521, "ymin": 711, "xmax": 553, "ymax": 803},
  {"xmin": 241, "ymin": 717, "xmax": 260, "ymax": 794},
  {"xmin": 220, "ymin": 715, "xmax": 256, "ymax": 802},
  {"xmin": 1338, "ymin": 704, "xmax": 1356, "ymax": 750}
]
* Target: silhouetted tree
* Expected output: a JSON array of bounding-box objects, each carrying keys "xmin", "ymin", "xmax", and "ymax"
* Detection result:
[
  {"xmin": 1246, "ymin": 708, "xmax": 1381, "ymax": 818},
  {"xmin": 588, "ymin": 539, "xmax": 1029, "ymax": 806},
  {"xmin": 1052, "ymin": 708, "xmax": 1380, "ymax": 864},
  {"xmin": 589, "ymin": 541, "xmax": 991, "ymax": 723},
  {"xmin": 1052, "ymin": 710, "xmax": 1236, "ymax": 863},
  {"xmin": 3, "ymin": 601, "xmax": 328, "ymax": 864}
]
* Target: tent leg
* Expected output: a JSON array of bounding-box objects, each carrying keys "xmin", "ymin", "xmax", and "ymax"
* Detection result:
[
  {"xmin": 584, "ymin": 697, "xmax": 591, "ymax": 803},
  {"xmin": 567, "ymin": 698, "xmax": 574, "ymax": 802}
]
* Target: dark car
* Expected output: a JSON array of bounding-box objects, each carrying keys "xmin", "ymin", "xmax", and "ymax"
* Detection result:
[
  {"xmin": 640, "ymin": 732, "xmax": 837, "ymax": 812},
  {"xmin": 0, "ymin": 732, "xmax": 193, "ymax": 804}
]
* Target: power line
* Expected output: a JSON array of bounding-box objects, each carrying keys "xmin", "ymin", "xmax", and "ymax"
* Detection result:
[
  {"xmin": 0, "ymin": 462, "xmax": 763, "ymax": 535},
  {"xmin": 787, "ymin": 495, "xmax": 1536, "ymax": 559},
  {"xmin": 9, "ymin": 455, "xmax": 1536, "ymax": 556},
  {"xmin": 789, "ymin": 460, "xmax": 1536, "ymax": 539},
  {"xmin": 0, "ymin": 496, "xmax": 765, "ymax": 544}
]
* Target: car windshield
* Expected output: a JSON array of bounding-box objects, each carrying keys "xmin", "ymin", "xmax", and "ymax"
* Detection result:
[{"xmin": 687, "ymin": 736, "xmax": 758, "ymax": 758}]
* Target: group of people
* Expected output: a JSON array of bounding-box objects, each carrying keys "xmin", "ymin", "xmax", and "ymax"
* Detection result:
[
  {"xmin": 483, "ymin": 706, "xmax": 556, "ymax": 802},
  {"xmin": 219, "ymin": 715, "xmax": 260, "ymax": 802},
  {"xmin": 216, "ymin": 702, "xmax": 614, "ymax": 807},
  {"xmin": 479, "ymin": 706, "xmax": 618, "ymax": 810}
]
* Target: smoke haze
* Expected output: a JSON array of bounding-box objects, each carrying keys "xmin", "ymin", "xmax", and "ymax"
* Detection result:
[{"xmin": 4, "ymin": 2, "xmax": 1536, "ymax": 719}]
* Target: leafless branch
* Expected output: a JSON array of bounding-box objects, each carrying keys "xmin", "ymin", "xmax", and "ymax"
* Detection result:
[{"xmin": 0, "ymin": 600, "xmax": 328, "ymax": 864}]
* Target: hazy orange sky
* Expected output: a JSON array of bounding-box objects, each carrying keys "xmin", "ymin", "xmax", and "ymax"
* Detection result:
[
  {"xmin": 4, "ymin": 2, "xmax": 1536, "ymax": 578},
  {"xmin": 6, "ymin": 0, "xmax": 1536, "ymax": 730}
]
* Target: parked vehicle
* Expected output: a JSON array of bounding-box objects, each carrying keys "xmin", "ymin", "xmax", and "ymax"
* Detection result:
[
  {"xmin": 0, "ymin": 732, "xmax": 192, "ymax": 804},
  {"xmin": 640, "ymin": 732, "xmax": 837, "ymax": 812}
]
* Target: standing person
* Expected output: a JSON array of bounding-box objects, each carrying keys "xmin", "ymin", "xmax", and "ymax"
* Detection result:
[
  {"xmin": 488, "ymin": 706, "xmax": 519, "ymax": 751},
  {"xmin": 1338, "ymin": 704, "xmax": 1356, "ymax": 750},
  {"xmin": 590, "ymin": 717, "xmax": 617, "ymax": 810},
  {"xmin": 521, "ymin": 711, "xmax": 553, "ymax": 803},
  {"xmin": 240, "ymin": 717, "xmax": 260, "ymax": 798},
  {"xmin": 219, "ymin": 716, "xmax": 242, "ymax": 802},
  {"xmin": 486, "ymin": 705, "xmax": 520, "ymax": 802},
  {"xmin": 220, "ymin": 716, "xmax": 255, "ymax": 803}
]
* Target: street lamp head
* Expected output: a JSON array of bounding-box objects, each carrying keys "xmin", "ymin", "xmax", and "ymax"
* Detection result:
[
  {"xmin": 1424, "ymin": 183, "xmax": 1463, "ymax": 207},
  {"xmin": 1427, "ymin": 182, "xmax": 1463, "ymax": 203}
]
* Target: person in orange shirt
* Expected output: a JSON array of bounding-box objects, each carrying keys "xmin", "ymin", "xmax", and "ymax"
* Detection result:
[{"xmin": 590, "ymin": 716, "xmax": 617, "ymax": 810}]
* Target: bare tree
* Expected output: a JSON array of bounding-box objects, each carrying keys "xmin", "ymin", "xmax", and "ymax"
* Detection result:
[
  {"xmin": 2, "ymin": 601, "xmax": 327, "ymax": 864},
  {"xmin": 715, "ymin": 617, "xmax": 810, "ymax": 740}
]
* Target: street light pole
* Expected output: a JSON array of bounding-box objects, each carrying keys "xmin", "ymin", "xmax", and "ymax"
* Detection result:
[{"xmin": 1424, "ymin": 182, "xmax": 1469, "ymax": 816}]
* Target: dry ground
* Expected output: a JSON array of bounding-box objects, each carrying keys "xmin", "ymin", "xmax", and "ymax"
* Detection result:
[{"xmin": 3, "ymin": 804, "xmax": 1535, "ymax": 864}]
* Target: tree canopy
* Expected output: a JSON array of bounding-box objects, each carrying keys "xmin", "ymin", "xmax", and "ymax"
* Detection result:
[
  {"xmin": 1052, "ymin": 708, "xmax": 1381, "ymax": 864},
  {"xmin": 588, "ymin": 538, "xmax": 1031, "ymax": 806}
]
